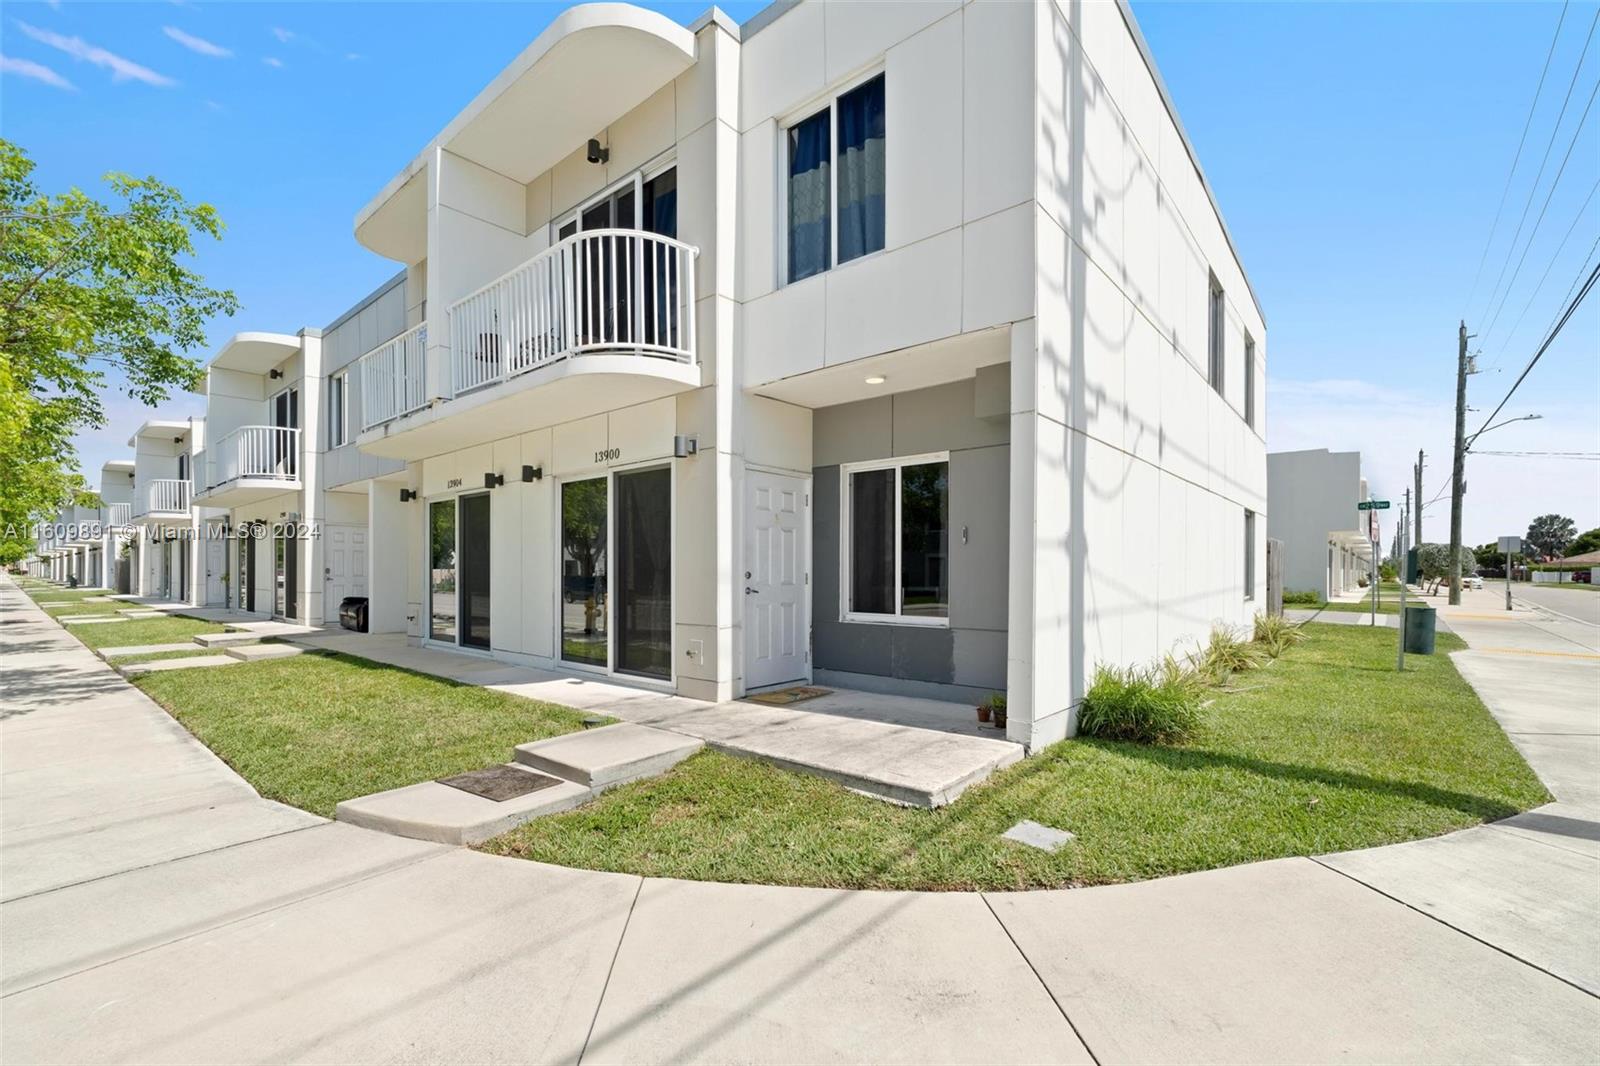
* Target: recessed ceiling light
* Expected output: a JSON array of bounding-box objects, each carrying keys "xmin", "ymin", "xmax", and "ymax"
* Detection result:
[{"xmin": 864, "ymin": 375, "xmax": 886, "ymax": 385}]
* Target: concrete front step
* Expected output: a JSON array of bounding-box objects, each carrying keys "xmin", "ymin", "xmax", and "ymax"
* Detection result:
[
  {"xmin": 116, "ymin": 608, "xmax": 164, "ymax": 618},
  {"xmin": 192, "ymin": 631, "xmax": 266, "ymax": 648},
  {"xmin": 224, "ymin": 643, "xmax": 304, "ymax": 662},
  {"xmin": 335, "ymin": 768, "xmax": 591, "ymax": 846},
  {"xmin": 59, "ymin": 616, "xmax": 129, "ymax": 625},
  {"xmin": 119, "ymin": 655, "xmax": 238, "ymax": 678},
  {"xmin": 514, "ymin": 723, "xmax": 702, "ymax": 790}
]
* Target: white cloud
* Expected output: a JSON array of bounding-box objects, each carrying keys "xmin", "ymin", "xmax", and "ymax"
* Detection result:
[
  {"xmin": 261, "ymin": 56, "xmax": 283, "ymax": 68},
  {"xmin": 344, "ymin": 52, "xmax": 362, "ymax": 62},
  {"xmin": 271, "ymin": 27, "xmax": 294, "ymax": 44},
  {"xmin": 163, "ymin": 26, "xmax": 232, "ymax": 59},
  {"xmin": 13, "ymin": 20, "xmax": 175, "ymax": 87},
  {"xmin": 0, "ymin": 53, "xmax": 75, "ymax": 91}
]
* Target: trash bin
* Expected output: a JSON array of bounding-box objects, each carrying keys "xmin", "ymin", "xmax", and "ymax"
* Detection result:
[
  {"xmin": 1403, "ymin": 603, "xmax": 1436, "ymax": 655},
  {"xmin": 339, "ymin": 596, "xmax": 369, "ymax": 633}
]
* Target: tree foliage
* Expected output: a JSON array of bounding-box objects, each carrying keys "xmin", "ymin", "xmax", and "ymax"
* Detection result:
[
  {"xmin": 1566, "ymin": 527, "xmax": 1600, "ymax": 558},
  {"xmin": 0, "ymin": 139, "xmax": 235, "ymax": 563},
  {"xmin": 1416, "ymin": 542, "xmax": 1477, "ymax": 581}
]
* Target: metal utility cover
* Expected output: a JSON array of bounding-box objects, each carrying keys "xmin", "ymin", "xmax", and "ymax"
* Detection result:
[{"xmin": 437, "ymin": 765, "xmax": 562, "ymax": 802}]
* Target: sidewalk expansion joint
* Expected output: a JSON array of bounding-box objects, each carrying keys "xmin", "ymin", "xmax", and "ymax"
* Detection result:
[
  {"xmin": 576, "ymin": 875, "xmax": 645, "ymax": 1065},
  {"xmin": 979, "ymin": 892, "xmax": 1103, "ymax": 1066}
]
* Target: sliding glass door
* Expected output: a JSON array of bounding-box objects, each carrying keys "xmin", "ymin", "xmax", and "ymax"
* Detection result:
[
  {"xmin": 429, "ymin": 494, "xmax": 490, "ymax": 648},
  {"xmin": 459, "ymin": 493, "xmax": 491, "ymax": 649},
  {"xmin": 560, "ymin": 468, "xmax": 670, "ymax": 680},
  {"xmin": 429, "ymin": 500, "xmax": 457, "ymax": 642}
]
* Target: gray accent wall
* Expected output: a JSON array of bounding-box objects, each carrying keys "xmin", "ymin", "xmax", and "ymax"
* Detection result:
[
  {"xmin": 321, "ymin": 271, "xmax": 409, "ymax": 489},
  {"xmin": 812, "ymin": 377, "xmax": 1009, "ymax": 698}
]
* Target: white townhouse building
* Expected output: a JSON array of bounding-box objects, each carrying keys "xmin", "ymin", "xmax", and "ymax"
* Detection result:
[
  {"xmin": 343, "ymin": 0, "xmax": 1267, "ymax": 748},
  {"xmin": 191, "ymin": 273, "xmax": 412, "ymax": 625},
  {"xmin": 96, "ymin": 459, "xmax": 137, "ymax": 593},
  {"xmin": 129, "ymin": 417, "xmax": 211, "ymax": 604},
  {"xmin": 1266, "ymin": 448, "xmax": 1377, "ymax": 600}
]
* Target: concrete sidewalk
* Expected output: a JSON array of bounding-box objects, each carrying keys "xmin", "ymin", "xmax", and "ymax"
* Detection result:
[{"xmin": 3, "ymin": 576, "xmax": 1597, "ymax": 1063}]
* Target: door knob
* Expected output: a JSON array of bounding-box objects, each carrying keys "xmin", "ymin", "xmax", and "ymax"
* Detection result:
[{"xmin": 745, "ymin": 586, "xmax": 757, "ymax": 594}]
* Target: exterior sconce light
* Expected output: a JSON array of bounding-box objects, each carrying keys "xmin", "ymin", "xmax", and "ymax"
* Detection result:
[
  {"xmin": 484, "ymin": 472, "xmax": 505, "ymax": 489},
  {"xmin": 521, "ymin": 465, "xmax": 543, "ymax": 482},
  {"xmin": 587, "ymin": 138, "xmax": 609, "ymax": 165},
  {"xmin": 399, "ymin": 489, "xmax": 417, "ymax": 502},
  {"xmin": 673, "ymin": 435, "xmax": 698, "ymax": 458},
  {"xmin": 269, "ymin": 369, "xmax": 283, "ymax": 380}
]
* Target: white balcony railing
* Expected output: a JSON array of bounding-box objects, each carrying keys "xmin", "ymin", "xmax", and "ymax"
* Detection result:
[
  {"xmin": 359, "ymin": 322, "xmax": 427, "ymax": 432},
  {"xmin": 207, "ymin": 425, "xmax": 300, "ymax": 489},
  {"xmin": 451, "ymin": 228, "xmax": 697, "ymax": 396},
  {"xmin": 137, "ymin": 479, "xmax": 190, "ymax": 516},
  {"xmin": 107, "ymin": 503, "xmax": 131, "ymax": 527}
]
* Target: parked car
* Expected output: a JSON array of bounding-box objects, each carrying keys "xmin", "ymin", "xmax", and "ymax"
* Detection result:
[{"xmin": 1466, "ymin": 575, "xmax": 1484, "ymax": 590}]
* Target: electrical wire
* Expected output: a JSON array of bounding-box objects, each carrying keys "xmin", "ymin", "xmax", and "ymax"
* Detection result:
[
  {"xmin": 1483, "ymin": 178, "xmax": 1600, "ymax": 371},
  {"xmin": 1466, "ymin": 0, "xmax": 1571, "ymax": 315}
]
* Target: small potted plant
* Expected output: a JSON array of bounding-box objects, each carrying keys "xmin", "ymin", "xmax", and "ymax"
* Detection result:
[
  {"xmin": 980, "ymin": 692, "xmax": 1006, "ymax": 730},
  {"xmin": 976, "ymin": 698, "xmax": 992, "ymax": 724}
]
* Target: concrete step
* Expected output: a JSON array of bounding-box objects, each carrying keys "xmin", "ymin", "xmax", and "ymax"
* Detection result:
[
  {"xmin": 335, "ymin": 767, "xmax": 591, "ymax": 846},
  {"xmin": 224, "ymin": 643, "xmax": 304, "ymax": 662},
  {"xmin": 116, "ymin": 609, "xmax": 164, "ymax": 619},
  {"xmin": 119, "ymin": 655, "xmax": 237, "ymax": 678},
  {"xmin": 60, "ymin": 616, "xmax": 129, "ymax": 625},
  {"xmin": 513, "ymin": 723, "xmax": 702, "ymax": 790},
  {"xmin": 99, "ymin": 642, "xmax": 210, "ymax": 660},
  {"xmin": 192, "ymin": 631, "xmax": 265, "ymax": 648}
]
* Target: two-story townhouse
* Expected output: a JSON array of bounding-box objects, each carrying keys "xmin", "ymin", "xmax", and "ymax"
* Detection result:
[
  {"xmin": 349, "ymin": 0, "xmax": 1267, "ymax": 749},
  {"xmin": 191, "ymin": 273, "xmax": 414, "ymax": 624},
  {"xmin": 1267, "ymin": 448, "xmax": 1376, "ymax": 600},
  {"xmin": 129, "ymin": 418, "xmax": 209, "ymax": 603},
  {"xmin": 97, "ymin": 459, "xmax": 136, "ymax": 593}
]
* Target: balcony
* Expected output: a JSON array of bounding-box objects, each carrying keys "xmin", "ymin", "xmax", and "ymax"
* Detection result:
[
  {"xmin": 107, "ymin": 502, "xmax": 132, "ymax": 528},
  {"xmin": 358, "ymin": 228, "xmax": 700, "ymax": 460},
  {"xmin": 194, "ymin": 425, "xmax": 302, "ymax": 508},
  {"xmin": 135, "ymin": 479, "xmax": 191, "ymax": 522}
]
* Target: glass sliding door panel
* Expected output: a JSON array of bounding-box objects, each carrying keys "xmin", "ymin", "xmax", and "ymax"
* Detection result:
[
  {"xmin": 561, "ymin": 478, "xmax": 608, "ymax": 667},
  {"xmin": 429, "ymin": 499, "xmax": 457, "ymax": 641},
  {"xmin": 849, "ymin": 468, "xmax": 895, "ymax": 614},
  {"xmin": 460, "ymin": 493, "xmax": 491, "ymax": 649},
  {"xmin": 900, "ymin": 461, "xmax": 948, "ymax": 618},
  {"xmin": 615, "ymin": 467, "xmax": 671, "ymax": 679}
]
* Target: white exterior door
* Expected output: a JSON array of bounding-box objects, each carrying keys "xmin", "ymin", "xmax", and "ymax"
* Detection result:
[
  {"xmin": 744, "ymin": 471, "xmax": 808, "ymax": 691},
  {"xmin": 205, "ymin": 537, "xmax": 225, "ymax": 606},
  {"xmin": 324, "ymin": 524, "xmax": 368, "ymax": 609}
]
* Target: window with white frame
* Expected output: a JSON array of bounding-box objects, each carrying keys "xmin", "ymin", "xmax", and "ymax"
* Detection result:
[
  {"xmin": 1244, "ymin": 332, "xmax": 1256, "ymax": 429},
  {"xmin": 842, "ymin": 454, "xmax": 948, "ymax": 622},
  {"xmin": 1207, "ymin": 273, "xmax": 1226, "ymax": 396},
  {"xmin": 1244, "ymin": 509, "xmax": 1256, "ymax": 600},
  {"xmin": 329, "ymin": 371, "xmax": 349, "ymax": 447},
  {"xmin": 785, "ymin": 72, "xmax": 886, "ymax": 284}
]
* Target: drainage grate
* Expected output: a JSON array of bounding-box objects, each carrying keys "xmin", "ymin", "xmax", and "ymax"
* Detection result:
[{"xmin": 437, "ymin": 765, "xmax": 562, "ymax": 802}]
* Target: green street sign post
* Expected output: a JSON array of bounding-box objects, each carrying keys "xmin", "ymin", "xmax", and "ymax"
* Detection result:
[{"xmin": 1358, "ymin": 500, "xmax": 1390, "ymax": 511}]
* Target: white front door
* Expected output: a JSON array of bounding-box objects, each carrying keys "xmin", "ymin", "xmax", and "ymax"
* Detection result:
[
  {"xmin": 744, "ymin": 471, "xmax": 808, "ymax": 690},
  {"xmin": 205, "ymin": 536, "xmax": 225, "ymax": 606},
  {"xmin": 324, "ymin": 524, "xmax": 368, "ymax": 609}
]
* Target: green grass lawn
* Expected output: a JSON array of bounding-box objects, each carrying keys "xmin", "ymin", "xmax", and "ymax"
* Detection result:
[
  {"xmin": 68, "ymin": 615, "xmax": 226, "ymax": 650},
  {"xmin": 133, "ymin": 651, "xmax": 603, "ymax": 817},
  {"xmin": 110, "ymin": 647, "xmax": 228, "ymax": 665},
  {"xmin": 481, "ymin": 625, "xmax": 1548, "ymax": 891},
  {"xmin": 1291, "ymin": 583, "xmax": 1430, "ymax": 614}
]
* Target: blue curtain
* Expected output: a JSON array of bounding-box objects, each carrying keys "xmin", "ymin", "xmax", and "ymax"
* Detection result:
[
  {"xmin": 787, "ymin": 109, "xmax": 831, "ymax": 282},
  {"xmin": 836, "ymin": 75, "xmax": 885, "ymax": 265}
]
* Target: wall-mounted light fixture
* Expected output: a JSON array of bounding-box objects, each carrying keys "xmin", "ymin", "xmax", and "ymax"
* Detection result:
[
  {"xmin": 173, "ymin": 436, "xmax": 183, "ymax": 444},
  {"xmin": 521, "ymin": 465, "xmax": 543, "ymax": 482},
  {"xmin": 673, "ymin": 435, "xmax": 699, "ymax": 459},
  {"xmin": 399, "ymin": 488, "xmax": 417, "ymax": 503},
  {"xmin": 269, "ymin": 369, "xmax": 283, "ymax": 380},
  {"xmin": 484, "ymin": 472, "xmax": 505, "ymax": 489},
  {"xmin": 586, "ymin": 138, "xmax": 609, "ymax": 165}
]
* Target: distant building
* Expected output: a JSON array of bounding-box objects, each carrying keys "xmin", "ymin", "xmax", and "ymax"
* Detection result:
[{"xmin": 1267, "ymin": 448, "xmax": 1375, "ymax": 599}]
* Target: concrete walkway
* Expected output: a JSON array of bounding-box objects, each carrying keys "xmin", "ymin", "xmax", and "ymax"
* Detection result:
[{"xmin": 3, "ymin": 576, "xmax": 1598, "ymax": 1063}]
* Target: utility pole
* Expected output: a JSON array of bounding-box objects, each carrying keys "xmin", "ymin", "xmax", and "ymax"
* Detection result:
[
  {"xmin": 1447, "ymin": 322, "xmax": 1472, "ymax": 605},
  {"xmin": 1413, "ymin": 450, "xmax": 1423, "ymax": 548}
]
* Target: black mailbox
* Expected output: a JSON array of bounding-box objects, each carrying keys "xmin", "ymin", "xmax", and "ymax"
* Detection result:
[{"xmin": 338, "ymin": 596, "xmax": 369, "ymax": 633}]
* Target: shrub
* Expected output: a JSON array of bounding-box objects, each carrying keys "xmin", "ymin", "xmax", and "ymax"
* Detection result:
[
  {"xmin": 1079, "ymin": 664, "xmax": 1202, "ymax": 743},
  {"xmin": 1252, "ymin": 612, "xmax": 1307, "ymax": 658},
  {"xmin": 1192, "ymin": 624, "xmax": 1264, "ymax": 682},
  {"xmin": 1282, "ymin": 589, "xmax": 1323, "ymax": 605}
]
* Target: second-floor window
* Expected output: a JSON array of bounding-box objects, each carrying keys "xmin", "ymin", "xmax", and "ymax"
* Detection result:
[
  {"xmin": 786, "ymin": 73, "xmax": 886, "ymax": 284},
  {"xmin": 1207, "ymin": 274, "xmax": 1225, "ymax": 396},
  {"xmin": 329, "ymin": 372, "xmax": 349, "ymax": 447},
  {"xmin": 1244, "ymin": 333, "xmax": 1256, "ymax": 429}
]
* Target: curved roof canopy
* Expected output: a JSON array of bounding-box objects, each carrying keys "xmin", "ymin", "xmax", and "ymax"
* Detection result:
[
  {"xmin": 356, "ymin": 3, "xmax": 697, "ymax": 263},
  {"xmin": 208, "ymin": 332, "xmax": 302, "ymax": 374}
]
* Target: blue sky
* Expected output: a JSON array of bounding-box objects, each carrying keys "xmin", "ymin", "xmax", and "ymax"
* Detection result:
[{"xmin": 3, "ymin": 0, "xmax": 1596, "ymax": 547}]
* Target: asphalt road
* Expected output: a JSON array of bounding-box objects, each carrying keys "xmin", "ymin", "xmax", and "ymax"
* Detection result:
[{"xmin": 1513, "ymin": 581, "xmax": 1600, "ymax": 627}]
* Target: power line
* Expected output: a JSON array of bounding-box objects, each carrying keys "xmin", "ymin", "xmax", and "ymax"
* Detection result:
[
  {"xmin": 1472, "ymin": 257, "xmax": 1600, "ymax": 443},
  {"xmin": 1480, "ymin": 73, "xmax": 1600, "ymax": 344},
  {"xmin": 1473, "ymin": 450, "xmax": 1600, "ymax": 458},
  {"xmin": 1465, "ymin": 0, "xmax": 1571, "ymax": 314},
  {"xmin": 1476, "ymin": 6, "xmax": 1600, "ymax": 330},
  {"xmin": 1485, "ymin": 178, "xmax": 1600, "ymax": 368}
]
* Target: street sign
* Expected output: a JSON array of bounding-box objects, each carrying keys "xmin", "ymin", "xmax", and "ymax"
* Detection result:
[
  {"xmin": 1498, "ymin": 535, "xmax": 1521, "ymax": 554},
  {"xmin": 1358, "ymin": 500, "xmax": 1390, "ymax": 511}
]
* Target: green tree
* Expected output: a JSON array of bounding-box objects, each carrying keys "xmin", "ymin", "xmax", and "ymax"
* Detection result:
[
  {"xmin": 1524, "ymin": 514, "xmax": 1577, "ymax": 560},
  {"xmin": 1417, "ymin": 542, "xmax": 1477, "ymax": 583},
  {"xmin": 1565, "ymin": 527, "xmax": 1600, "ymax": 557},
  {"xmin": 0, "ymin": 139, "xmax": 236, "ymax": 564}
]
